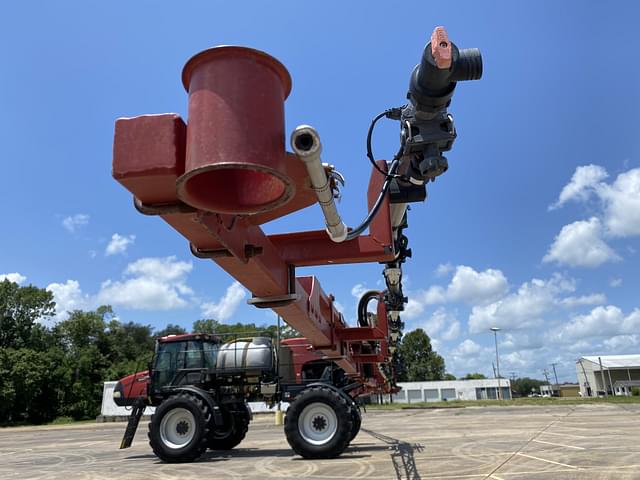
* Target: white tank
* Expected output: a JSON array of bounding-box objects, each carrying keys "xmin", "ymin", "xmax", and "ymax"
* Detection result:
[{"xmin": 216, "ymin": 337, "xmax": 274, "ymax": 371}]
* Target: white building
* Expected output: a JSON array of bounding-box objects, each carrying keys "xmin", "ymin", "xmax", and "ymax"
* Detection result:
[
  {"xmin": 576, "ymin": 355, "xmax": 640, "ymax": 397},
  {"xmin": 391, "ymin": 379, "xmax": 512, "ymax": 403}
]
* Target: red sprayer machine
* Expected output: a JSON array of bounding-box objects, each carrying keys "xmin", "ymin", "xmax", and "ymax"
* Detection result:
[{"xmin": 112, "ymin": 26, "xmax": 482, "ymax": 462}]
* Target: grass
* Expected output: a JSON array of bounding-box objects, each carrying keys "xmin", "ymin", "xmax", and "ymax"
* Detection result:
[
  {"xmin": 367, "ymin": 395, "xmax": 640, "ymax": 410},
  {"xmin": 0, "ymin": 417, "xmax": 97, "ymax": 428}
]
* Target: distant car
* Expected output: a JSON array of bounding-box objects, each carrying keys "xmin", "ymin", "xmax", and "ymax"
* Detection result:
[{"xmin": 528, "ymin": 393, "xmax": 541, "ymax": 397}]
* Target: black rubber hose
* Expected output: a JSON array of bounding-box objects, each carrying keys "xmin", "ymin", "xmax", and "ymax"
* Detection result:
[
  {"xmin": 345, "ymin": 154, "xmax": 400, "ymax": 242},
  {"xmin": 357, "ymin": 290, "xmax": 381, "ymax": 327}
]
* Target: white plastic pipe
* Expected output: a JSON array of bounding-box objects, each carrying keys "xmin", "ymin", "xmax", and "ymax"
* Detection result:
[{"xmin": 291, "ymin": 125, "xmax": 347, "ymax": 243}]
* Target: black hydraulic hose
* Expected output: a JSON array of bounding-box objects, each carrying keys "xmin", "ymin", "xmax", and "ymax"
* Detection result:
[
  {"xmin": 357, "ymin": 290, "xmax": 381, "ymax": 327},
  {"xmin": 345, "ymin": 149, "xmax": 402, "ymax": 242}
]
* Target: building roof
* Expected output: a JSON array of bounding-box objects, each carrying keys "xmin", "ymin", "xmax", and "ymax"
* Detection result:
[{"xmin": 580, "ymin": 355, "xmax": 640, "ymax": 369}]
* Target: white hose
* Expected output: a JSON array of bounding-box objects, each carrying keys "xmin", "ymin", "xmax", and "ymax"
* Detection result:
[{"xmin": 291, "ymin": 125, "xmax": 347, "ymax": 243}]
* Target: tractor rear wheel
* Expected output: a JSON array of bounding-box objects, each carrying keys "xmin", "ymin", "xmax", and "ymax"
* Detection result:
[
  {"xmin": 284, "ymin": 386, "xmax": 353, "ymax": 459},
  {"xmin": 208, "ymin": 403, "xmax": 250, "ymax": 450},
  {"xmin": 148, "ymin": 393, "xmax": 211, "ymax": 462}
]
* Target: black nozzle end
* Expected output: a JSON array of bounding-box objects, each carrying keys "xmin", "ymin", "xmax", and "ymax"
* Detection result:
[
  {"xmin": 452, "ymin": 48, "xmax": 483, "ymax": 82},
  {"xmin": 408, "ymin": 39, "xmax": 483, "ymax": 114},
  {"xmin": 294, "ymin": 132, "xmax": 314, "ymax": 152}
]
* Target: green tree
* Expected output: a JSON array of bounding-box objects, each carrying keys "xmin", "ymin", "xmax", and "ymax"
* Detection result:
[
  {"xmin": 154, "ymin": 323, "xmax": 187, "ymax": 337},
  {"xmin": 397, "ymin": 329, "xmax": 445, "ymax": 382},
  {"xmin": 511, "ymin": 377, "xmax": 545, "ymax": 397},
  {"xmin": 443, "ymin": 373, "xmax": 457, "ymax": 380},
  {"xmin": 193, "ymin": 318, "xmax": 220, "ymax": 333},
  {"xmin": 192, "ymin": 319, "xmax": 300, "ymax": 339},
  {"xmin": 54, "ymin": 308, "xmax": 112, "ymax": 419},
  {"xmin": 0, "ymin": 348, "xmax": 66, "ymax": 424},
  {"xmin": 461, "ymin": 373, "xmax": 487, "ymax": 380},
  {"xmin": 0, "ymin": 280, "xmax": 55, "ymax": 349}
]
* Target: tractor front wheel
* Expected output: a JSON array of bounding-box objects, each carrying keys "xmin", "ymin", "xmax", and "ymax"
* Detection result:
[
  {"xmin": 284, "ymin": 386, "xmax": 353, "ymax": 459},
  {"xmin": 148, "ymin": 393, "xmax": 211, "ymax": 463}
]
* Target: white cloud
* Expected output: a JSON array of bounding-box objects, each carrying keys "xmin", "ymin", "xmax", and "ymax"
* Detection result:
[
  {"xmin": 500, "ymin": 333, "xmax": 544, "ymax": 351},
  {"xmin": 62, "ymin": 214, "xmax": 90, "ymax": 233},
  {"xmin": 422, "ymin": 286, "xmax": 447, "ymax": 305},
  {"xmin": 452, "ymin": 339, "xmax": 482, "ymax": 356},
  {"xmin": 408, "ymin": 265, "xmax": 508, "ymax": 315},
  {"xmin": 421, "ymin": 308, "xmax": 448, "ymax": 335},
  {"xmin": 442, "ymin": 321, "xmax": 461, "ymax": 341},
  {"xmin": 549, "ymin": 164, "xmax": 608, "ymax": 210},
  {"xmin": 598, "ymin": 168, "xmax": 640, "ymax": 237},
  {"xmin": 543, "ymin": 217, "xmax": 619, "ymax": 267},
  {"xmin": 0, "ymin": 272, "xmax": 27, "ymax": 285},
  {"xmin": 610, "ymin": 278, "xmax": 623, "ymax": 288},
  {"xmin": 105, "ymin": 233, "xmax": 136, "ymax": 256},
  {"xmin": 435, "ymin": 263, "xmax": 454, "ymax": 277},
  {"xmin": 46, "ymin": 279, "xmax": 91, "ymax": 320},
  {"xmin": 559, "ymin": 293, "xmax": 607, "ymax": 308},
  {"xmin": 468, "ymin": 273, "xmax": 574, "ymax": 333},
  {"xmin": 351, "ymin": 283, "xmax": 369, "ymax": 299},
  {"xmin": 603, "ymin": 334, "xmax": 640, "ymax": 351},
  {"xmin": 97, "ymin": 256, "xmax": 193, "ymax": 310},
  {"xmin": 403, "ymin": 298, "xmax": 425, "ymax": 319},
  {"xmin": 553, "ymin": 305, "xmax": 640, "ymax": 340},
  {"xmin": 201, "ymin": 282, "xmax": 247, "ymax": 322},
  {"xmin": 446, "ymin": 265, "xmax": 508, "ymax": 305}
]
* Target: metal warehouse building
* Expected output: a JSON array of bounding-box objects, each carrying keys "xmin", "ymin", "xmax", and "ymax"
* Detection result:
[
  {"xmin": 576, "ymin": 354, "xmax": 640, "ymax": 397},
  {"xmin": 391, "ymin": 379, "xmax": 512, "ymax": 403}
]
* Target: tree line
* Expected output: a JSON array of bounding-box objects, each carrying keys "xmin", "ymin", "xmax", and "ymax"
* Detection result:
[
  {"xmin": 1, "ymin": 278, "xmax": 481, "ymax": 425},
  {"xmin": 0, "ymin": 280, "xmax": 291, "ymax": 424}
]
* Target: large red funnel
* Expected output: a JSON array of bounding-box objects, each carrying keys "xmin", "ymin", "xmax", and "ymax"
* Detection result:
[{"xmin": 177, "ymin": 46, "xmax": 293, "ymax": 214}]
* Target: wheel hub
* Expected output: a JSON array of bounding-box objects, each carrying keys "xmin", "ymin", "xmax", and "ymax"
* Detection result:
[
  {"xmin": 159, "ymin": 407, "xmax": 197, "ymax": 449},
  {"xmin": 298, "ymin": 402, "xmax": 338, "ymax": 446},
  {"xmin": 312, "ymin": 415, "xmax": 327, "ymax": 432},
  {"xmin": 176, "ymin": 420, "xmax": 190, "ymax": 436}
]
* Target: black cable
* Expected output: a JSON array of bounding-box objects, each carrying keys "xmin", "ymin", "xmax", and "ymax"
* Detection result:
[
  {"xmin": 366, "ymin": 106, "xmax": 405, "ymax": 178},
  {"xmin": 345, "ymin": 144, "xmax": 403, "ymax": 242},
  {"xmin": 367, "ymin": 111, "xmax": 390, "ymax": 176}
]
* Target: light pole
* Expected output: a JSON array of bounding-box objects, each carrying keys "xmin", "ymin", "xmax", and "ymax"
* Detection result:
[{"xmin": 490, "ymin": 327, "xmax": 502, "ymax": 400}]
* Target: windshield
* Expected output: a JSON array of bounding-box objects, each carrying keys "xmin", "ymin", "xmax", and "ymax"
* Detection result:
[{"xmin": 152, "ymin": 339, "xmax": 219, "ymax": 387}]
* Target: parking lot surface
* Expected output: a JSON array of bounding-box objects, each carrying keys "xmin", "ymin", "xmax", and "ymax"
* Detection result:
[{"xmin": 1, "ymin": 403, "xmax": 639, "ymax": 479}]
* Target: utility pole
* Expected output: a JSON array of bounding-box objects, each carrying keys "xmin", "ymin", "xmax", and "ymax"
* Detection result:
[
  {"xmin": 543, "ymin": 368, "xmax": 551, "ymax": 395},
  {"xmin": 490, "ymin": 327, "xmax": 502, "ymax": 400},
  {"xmin": 550, "ymin": 363, "xmax": 559, "ymax": 396},
  {"xmin": 598, "ymin": 356, "xmax": 608, "ymax": 397}
]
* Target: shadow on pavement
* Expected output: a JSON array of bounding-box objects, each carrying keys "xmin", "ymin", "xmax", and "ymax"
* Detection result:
[{"xmin": 361, "ymin": 428, "xmax": 424, "ymax": 480}]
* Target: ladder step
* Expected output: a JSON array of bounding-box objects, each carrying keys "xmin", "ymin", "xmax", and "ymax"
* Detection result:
[{"xmin": 120, "ymin": 401, "xmax": 146, "ymax": 449}]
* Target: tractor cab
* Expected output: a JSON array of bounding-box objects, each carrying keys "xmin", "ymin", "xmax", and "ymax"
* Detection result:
[
  {"xmin": 150, "ymin": 334, "xmax": 221, "ymax": 395},
  {"xmin": 113, "ymin": 333, "xmax": 220, "ymax": 407}
]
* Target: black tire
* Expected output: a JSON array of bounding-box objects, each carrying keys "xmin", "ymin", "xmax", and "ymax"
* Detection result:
[
  {"xmin": 208, "ymin": 403, "xmax": 250, "ymax": 450},
  {"xmin": 349, "ymin": 404, "xmax": 361, "ymax": 441},
  {"xmin": 284, "ymin": 386, "xmax": 353, "ymax": 459},
  {"xmin": 148, "ymin": 393, "xmax": 211, "ymax": 463}
]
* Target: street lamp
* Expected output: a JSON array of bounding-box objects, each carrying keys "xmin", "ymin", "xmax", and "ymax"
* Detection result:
[{"xmin": 490, "ymin": 327, "xmax": 502, "ymax": 400}]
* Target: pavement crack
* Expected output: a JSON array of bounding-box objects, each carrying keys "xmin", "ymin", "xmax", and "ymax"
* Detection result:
[{"xmin": 482, "ymin": 406, "xmax": 578, "ymax": 479}]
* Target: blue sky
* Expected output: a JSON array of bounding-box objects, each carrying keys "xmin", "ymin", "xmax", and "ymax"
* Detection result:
[{"xmin": 1, "ymin": 1, "xmax": 639, "ymax": 381}]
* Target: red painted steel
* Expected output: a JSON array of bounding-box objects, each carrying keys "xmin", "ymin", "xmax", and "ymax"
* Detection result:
[
  {"xmin": 177, "ymin": 46, "xmax": 294, "ymax": 215},
  {"xmin": 112, "ymin": 46, "xmax": 399, "ymax": 393}
]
